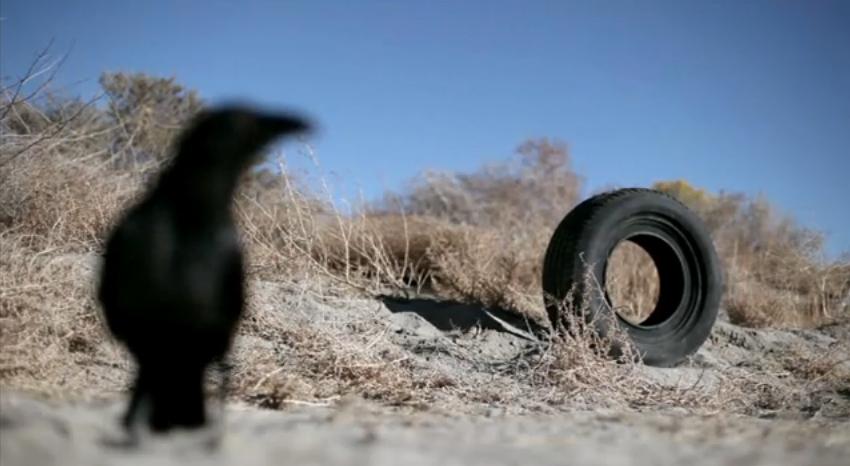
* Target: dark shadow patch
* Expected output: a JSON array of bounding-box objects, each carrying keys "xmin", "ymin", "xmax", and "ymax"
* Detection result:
[
  {"xmin": 379, "ymin": 295, "xmax": 547, "ymax": 340},
  {"xmin": 0, "ymin": 415, "xmax": 13, "ymax": 430}
]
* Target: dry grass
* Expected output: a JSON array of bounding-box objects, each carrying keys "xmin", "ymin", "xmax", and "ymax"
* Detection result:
[
  {"xmin": 0, "ymin": 232, "xmax": 131, "ymax": 398},
  {"xmin": 605, "ymin": 241, "xmax": 660, "ymax": 324},
  {"xmin": 232, "ymin": 292, "xmax": 428, "ymax": 409},
  {"xmin": 655, "ymin": 180, "xmax": 850, "ymax": 327},
  {"xmin": 2, "ymin": 68, "xmax": 849, "ymax": 418}
]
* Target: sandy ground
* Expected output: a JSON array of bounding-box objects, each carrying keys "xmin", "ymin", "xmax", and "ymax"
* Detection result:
[
  {"xmin": 2, "ymin": 391, "xmax": 849, "ymax": 466},
  {"xmin": 2, "ymin": 260, "xmax": 849, "ymax": 465}
]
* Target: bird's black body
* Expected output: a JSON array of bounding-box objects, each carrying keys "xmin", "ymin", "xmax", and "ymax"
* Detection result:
[{"xmin": 98, "ymin": 107, "xmax": 309, "ymax": 432}]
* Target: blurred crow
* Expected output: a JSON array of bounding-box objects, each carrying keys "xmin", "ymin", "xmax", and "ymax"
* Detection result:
[{"xmin": 98, "ymin": 106, "xmax": 310, "ymax": 432}]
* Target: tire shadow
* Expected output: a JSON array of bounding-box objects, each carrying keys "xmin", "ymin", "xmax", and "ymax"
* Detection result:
[{"xmin": 378, "ymin": 295, "xmax": 547, "ymax": 341}]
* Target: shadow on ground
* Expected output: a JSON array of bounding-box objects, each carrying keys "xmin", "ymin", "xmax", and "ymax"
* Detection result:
[{"xmin": 378, "ymin": 295, "xmax": 547, "ymax": 341}]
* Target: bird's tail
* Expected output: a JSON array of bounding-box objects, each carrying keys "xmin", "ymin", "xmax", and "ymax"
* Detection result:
[{"xmin": 124, "ymin": 362, "xmax": 207, "ymax": 432}]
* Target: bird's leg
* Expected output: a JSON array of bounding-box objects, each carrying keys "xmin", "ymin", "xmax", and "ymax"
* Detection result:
[
  {"xmin": 148, "ymin": 360, "xmax": 208, "ymax": 432},
  {"xmin": 123, "ymin": 366, "xmax": 149, "ymax": 430}
]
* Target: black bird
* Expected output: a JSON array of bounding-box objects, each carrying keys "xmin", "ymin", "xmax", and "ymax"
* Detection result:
[{"xmin": 98, "ymin": 106, "xmax": 310, "ymax": 432}]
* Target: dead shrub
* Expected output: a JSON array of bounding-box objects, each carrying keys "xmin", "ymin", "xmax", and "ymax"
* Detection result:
[
  {"xmin": 0, "ymin": 150, "xmax": 138, "ymax": 249},
  {"xmin": 605, "ymin": 240, "xmax": 660, "ymax": 324},
  {"xmin": 655, "ymin": 180, "xmax": 850, "ymax": 327}
]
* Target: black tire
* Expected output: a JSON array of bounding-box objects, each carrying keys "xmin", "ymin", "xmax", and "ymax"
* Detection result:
[{"xmin": 542, "ymin": 188, "xmax": 723, "ymax": 367}]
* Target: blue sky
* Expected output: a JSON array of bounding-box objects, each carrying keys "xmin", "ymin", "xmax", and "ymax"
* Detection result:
[{"xmin": 3, "ymin": 0, "xmax": 849, "ymax": 256}]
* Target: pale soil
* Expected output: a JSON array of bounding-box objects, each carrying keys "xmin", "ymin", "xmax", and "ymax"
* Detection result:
[
  {"xmin": 2, "ymin": 392, "xmax": 849, "ymax": 466},
  {"xmin": 2, "ymin": 254, "xmax": 849, "ymax": 465}
]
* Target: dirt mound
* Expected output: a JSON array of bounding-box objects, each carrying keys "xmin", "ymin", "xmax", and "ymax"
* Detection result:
[{"xmin": 2, "ymin": 252, "xmax": 849, "ymax": 465}]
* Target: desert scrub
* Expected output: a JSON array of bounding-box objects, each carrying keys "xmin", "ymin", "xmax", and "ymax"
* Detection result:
[{"xmin": 2, "ymin": 63, "xmax": 849, "ymax": 417}]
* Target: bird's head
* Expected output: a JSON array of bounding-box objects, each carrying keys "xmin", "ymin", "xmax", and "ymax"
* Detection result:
[{"xmin": 174, "ymin": 105, "xmax": 311, "ymax": 173}]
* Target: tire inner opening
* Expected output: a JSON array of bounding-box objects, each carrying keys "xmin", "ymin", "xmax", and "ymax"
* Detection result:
[{"xmin": 605, "ymin": 234, "xmax": 685, "ymax": 327}]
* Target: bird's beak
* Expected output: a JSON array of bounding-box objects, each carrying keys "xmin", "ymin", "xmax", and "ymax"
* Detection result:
[{"xmin": 260, "ymin": 113, "xmax": 311, "ymax": 137}]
